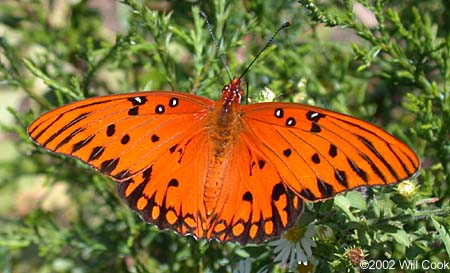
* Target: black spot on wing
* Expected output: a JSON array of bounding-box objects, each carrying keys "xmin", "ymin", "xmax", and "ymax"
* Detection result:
[
  {"xmin": 113, "ymin": 170, "xmax": 131, "ymax": 180},
  {"xmin": 347, "ymin": 157, "xmax": 368, "ymax": 183},
  {"xmin": 121, "ymin": 134, "xmax": 130, "ymax": 145},
  {"xmin": 169, "ymin": 97, "xmax": 179, "ymax": 107},
  {"xmin": 358, "ymin": 135, "xmax": 399, "ymax": 181},
  {"xmin": 243, "ymin": 191, "xmax": 253, "ymax": 202},
  {"xmin": 258, "ymin": 160, "xmax": 266, "ymax": 169},
  {"xmin": 100, "ymin": 158, "xmax": 120, "ymax": 174},
  {"xmin": 274, "ymin": 108, "xmax": 284, "ymax": 118},
  {"xmin": 155, "ymin": 104, "xmax": 165, "ymax": 114},
  {"xmin": 151, "ymin": 134, "xmax": 160, "ymax": 143},
  {"xmin": 40, "ymin": 112, "xmax": 89, "ymax": 146},
  {"xmin": 317, "ymin": 178, "xmax": 334, "ymax": 198},
  {"xmin": 54, "ymin": 127, "xmax": 85, "ymax": 150},
  {"xmin": 283, "ymin": 148, "xmax": 292, "ymax": 158},
  {"xmin": 117, "ymin": 178, "xmax": 150, "ymax": 212},
  {"xmin": 71, "ymin": 134, "xmax": 95, "ymax": 153},
  {"xmin": 334, "ymin": 169, "xmax": 348, "ymax": 188},
  {"xmin": 169, "ymin": 144, "xmax": 178, "ymax": 154},
  {"xmin": 265, "ymin": 185, "xmax": 305, "ymax": 244},
  {"xmin": 128, "ymin": 96, "xmax": 147, "ymax": 106},
  {"xmin": 306, "ymin": 111, "xmax": 325, "ymax": 122},
  {"xmin": 88, "ymin": 146, "xmax": 105, "ymax": 162},
  {"xmin": 329, "ymin": 144, "xmax": 337, "ymax": 158},
  {"xmin": 143, "ymin": 165, "xmax": 153, "ymax": 179},
  {"xmin": 312, "ymin": 153, "xmax": 320, "ymax": 164},
  {"xmin": 168, "ymin": 178, "xmax": 179, "ymax": 187},
  {"xmin": 360, "ymin": 153, "xmax": 386, "ymax": 183},
  {"xmin": 271, "ymin": 182, "xmax": 286, "ymax": 201},
  {"xmin": 106, "ymin": 124, "xmax": 116, "ymax": 137},
  {"xmin": 128, "ymin": 107, "xmax": 139, "ymax": 116},
  {"xmin": 285, "ymin": 117, "xmax": 296, "ymax": 127},
  {"xmin": 300, "ymin": 188, "xmax": 316, "ymax": 201},
  {"xmin": 310, "ymin": 123, "xmax": 321, "ymax": 133}
]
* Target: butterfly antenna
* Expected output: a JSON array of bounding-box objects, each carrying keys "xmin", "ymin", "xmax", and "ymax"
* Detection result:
[
  {"xmin": 199, "ymin": 11, "xmax": 232, "ymax": 81},
  {"xmin": 239, "ymin": 21, "xmax": 291, "ymax": 80}
]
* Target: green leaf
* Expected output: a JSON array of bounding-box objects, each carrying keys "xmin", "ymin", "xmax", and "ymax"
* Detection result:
[{"xmin": 431, "ymin": 216, "xmax": 450, "ymax": 256}]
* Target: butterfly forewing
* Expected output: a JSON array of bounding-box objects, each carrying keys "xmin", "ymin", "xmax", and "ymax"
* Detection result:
[
  {"xmin": 241, "ymin": 103, "xmax": 420, "ymax": 201},
  {"xmin": 28, "ymin": 92, "xmax": 214, "ymax": 179}
]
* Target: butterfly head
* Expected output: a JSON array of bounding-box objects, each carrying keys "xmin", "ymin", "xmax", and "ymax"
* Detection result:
[{"xmin": 221, "ymin": 77, "xmax": 243, "ymax": 112}]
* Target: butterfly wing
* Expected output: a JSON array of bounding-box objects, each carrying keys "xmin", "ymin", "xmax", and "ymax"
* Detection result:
[
  {"xmin": 28, "ymin": 92, "xmax": 213, "ymax": 179},
  {"xmin": 241, "ymin": 103, "xmax": 420, "ymax": 201},
  {"xmin": 115, "ymin": 127, "xmax": 213, "ymax": 240},
  {"xmin": 28, "ymin": 91, "xmax": 216, "ymax": 239},
  {"xmin": 206, "ymin": 135, "xmax": 304, "ymax": 244}
]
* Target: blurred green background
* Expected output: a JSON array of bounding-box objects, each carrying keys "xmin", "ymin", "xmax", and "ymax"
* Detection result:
[{"xmin": 0, "ymin": 0, "xmax": 449, "ymax": 272}]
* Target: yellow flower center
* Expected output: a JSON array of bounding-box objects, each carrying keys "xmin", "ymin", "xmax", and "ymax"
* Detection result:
[{"xmin": 284, "ymin": 224, "xmax": 305, "ymax": 242}]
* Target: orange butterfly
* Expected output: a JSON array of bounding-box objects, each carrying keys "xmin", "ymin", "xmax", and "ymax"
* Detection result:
[
  {"xmin": 28, "ymin": 76, "xmax": 420, "ymax": 244},
  {"xmin": 28, "ymin": 18, "xmax": 419, "ymax": 245}
]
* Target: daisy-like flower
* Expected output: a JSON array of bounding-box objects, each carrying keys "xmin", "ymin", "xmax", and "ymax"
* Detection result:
[
  {"xmin": 269, "ymin": 222, "xmax": 317, "ymax": 269},
  {"xmin": 296, "ymin": 257, "xmax": 317, "ymax": 273}
]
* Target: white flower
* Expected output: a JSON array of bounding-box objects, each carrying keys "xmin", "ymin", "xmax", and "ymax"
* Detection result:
[
  {"xmin": 269, "ymin": 222, "xmax": 317, "ymax": 269},
  {"xmin": 259, "ymin": 87, "xmax": 276, "ymax": 102}
]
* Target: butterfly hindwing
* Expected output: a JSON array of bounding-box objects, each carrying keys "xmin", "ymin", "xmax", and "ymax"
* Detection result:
[
  {"xmin": 116, "ymin": 129, "xmax": 211, "ymax": 239},
  {"xmin": 205, "ymin": 135, "xmax": 304, "ymax": 244}
]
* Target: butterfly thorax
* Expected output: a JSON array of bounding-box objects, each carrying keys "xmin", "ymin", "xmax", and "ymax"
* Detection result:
[{"xmin": 202, "ymin": 78, "xmax": 244, "ymax": 217}]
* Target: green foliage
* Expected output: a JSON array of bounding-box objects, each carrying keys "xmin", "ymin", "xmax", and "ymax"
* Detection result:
[{"xmin": 0, "ymin": 0, "xmax": 449, "ymax": 272}]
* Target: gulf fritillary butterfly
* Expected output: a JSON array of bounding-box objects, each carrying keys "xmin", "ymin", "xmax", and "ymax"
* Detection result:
[
  {"xmin": 28, "ymin": 76, "xmax": 420, "ymax": 244},
  {"xmin": 27, "ymin": 23, "xmax": 420, "ymax": 245}
]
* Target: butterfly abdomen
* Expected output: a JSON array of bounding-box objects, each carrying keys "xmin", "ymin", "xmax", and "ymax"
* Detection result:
[{"xmin": 203, "ymin": 99, "xmax": 244, "ymax": 217}]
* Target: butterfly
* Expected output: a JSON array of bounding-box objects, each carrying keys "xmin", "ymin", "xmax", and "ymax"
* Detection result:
[{"xmin": 27, "ymin": 75, "xmax": 420, "ymax": 245}]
